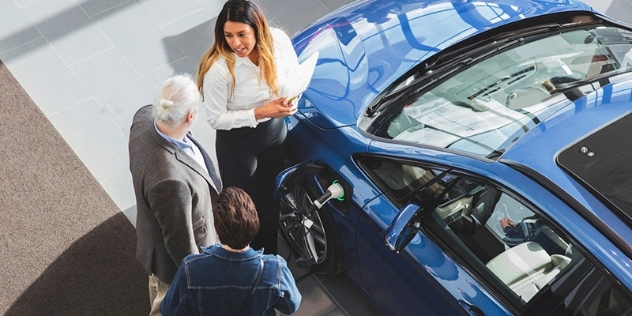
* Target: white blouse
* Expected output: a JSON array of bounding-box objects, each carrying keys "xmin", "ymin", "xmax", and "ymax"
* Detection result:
[{"xmin": 203, "ymin": 28, "xmax": 299, "ymax": 130}]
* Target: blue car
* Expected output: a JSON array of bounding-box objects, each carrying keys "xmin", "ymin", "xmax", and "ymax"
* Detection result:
[{"xmin": 274, "ymin": 0, "xmax": 632, "ymax": 315}]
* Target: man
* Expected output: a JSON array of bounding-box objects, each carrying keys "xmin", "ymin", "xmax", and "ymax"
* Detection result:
[
  {"xmin": 129, "ymin": 74, "xmax": 222, "ymax": 315},
  {"xmin": 161, "ymin": 187, "xmax": 301, "ymax": 316}
]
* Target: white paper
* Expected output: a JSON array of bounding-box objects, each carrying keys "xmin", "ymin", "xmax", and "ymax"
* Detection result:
[{"xmin": 279, "ymin": 51, "xmax": 319, "ymax": 102}]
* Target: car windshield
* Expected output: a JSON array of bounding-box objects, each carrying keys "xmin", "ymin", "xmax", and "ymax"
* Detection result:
[{"xmin": 373, "ymin": 25, "xmax": 632, "ymax": 159}]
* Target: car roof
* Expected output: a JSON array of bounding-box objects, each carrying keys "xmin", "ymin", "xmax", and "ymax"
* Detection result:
[
  {"xmin": 292, "ymin": 0, "xmax": 594, "ymax": 129},
  {"xmin": 500, "ymin": 81, "xmax": 632, "ymax": 248}
]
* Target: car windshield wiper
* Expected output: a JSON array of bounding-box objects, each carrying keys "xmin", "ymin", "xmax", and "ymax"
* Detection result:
[
  {"xmin": 366, "ymin": 23, "xmax": 580, "ymax": 118},
  {"xmin": 553, "ymin": 69, "xmax": 632, "ymax": 99},
  {"xmin": 366, "ymin": 39, "xmax": 521, "ymax": 118}
]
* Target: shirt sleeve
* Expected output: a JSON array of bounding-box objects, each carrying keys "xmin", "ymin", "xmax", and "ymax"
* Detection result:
[
  {"xmin": 148, "ymin": 179, "xmax": 199, "ymax": 265},
  {"xmin": 273, "ymin": 257, "xmax": 302, "ymax": 314},
  {"xmin": 203, "ymin": 59, "xmax": 258, "ymax": 130}
]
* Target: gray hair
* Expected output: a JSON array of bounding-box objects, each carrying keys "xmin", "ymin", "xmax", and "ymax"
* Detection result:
[{"xmin": 153, "ymin": 74, "xmax": 200, "ymax": 126}]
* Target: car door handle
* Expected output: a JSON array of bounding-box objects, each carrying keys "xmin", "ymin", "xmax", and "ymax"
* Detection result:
[{"xmin": 458, "ymin": 300, "xmax": 485, "ymax": 316}]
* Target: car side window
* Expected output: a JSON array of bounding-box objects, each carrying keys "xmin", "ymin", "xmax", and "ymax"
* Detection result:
[
  {"xmin": 358, "ymin": 157, "xmax": 630, "ymax": 311},
  {"xmin": 576, "ymin": 277, "xmax": 632, "ymax": 315},
  {"xmin": 421, "ymin": 175, "xmax": 583, "ymax": 307},
  {"xmin": 362, "ymin": 167, "xmax": 583, "ymax": 310},
  {"xmin": 356, "ymin": 158, "xmax": 451, "ymax": 205}
]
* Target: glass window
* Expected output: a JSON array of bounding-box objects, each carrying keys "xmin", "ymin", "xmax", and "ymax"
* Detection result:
[
  {"xmin": 357, "ymin": 158, "xmax": 451, "ymax": 204},
  {"xmin": 373, "ymin": 26, "xmax": 632, "ymax": 158},
  {"xmin": 359, "ymin": 157, "xmax": 628, "ymax": 312},
  {"xmin": 359, "ymin": 157, "xmax": 582, "ymax": 306},
  {"xmin": 576, "ymin": 277, "xmax": 632, "ymax": 316},
  {"xmin": 422, "ymin": 175, "xmax": 581, "ymax": 306}
]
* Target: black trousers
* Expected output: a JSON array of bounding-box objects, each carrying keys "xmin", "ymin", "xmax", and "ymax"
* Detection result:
[{"xmin": 215, "ymin": 118, "xmax": 286, "ymax": 254}]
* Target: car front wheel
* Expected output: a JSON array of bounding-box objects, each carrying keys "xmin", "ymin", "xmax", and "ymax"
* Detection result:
[{"xmin": 279, "ymin": 181, "xmax": 344, "ymax": 275}]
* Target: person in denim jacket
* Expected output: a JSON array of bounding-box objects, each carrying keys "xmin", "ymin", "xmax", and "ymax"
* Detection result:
[{"xmin": 161, "ymin": 186, "xmax": 301, "ymax": 315}]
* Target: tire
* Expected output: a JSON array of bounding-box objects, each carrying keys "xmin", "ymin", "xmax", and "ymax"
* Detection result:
[{"xmin": 279, "ymin": 181, "xmax": 345, "ymax": 275}]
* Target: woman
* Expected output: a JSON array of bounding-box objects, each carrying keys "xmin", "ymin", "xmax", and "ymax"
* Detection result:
[{"xmin": 197, "ymin": 0, "xmax": 299, "ymax": 254}]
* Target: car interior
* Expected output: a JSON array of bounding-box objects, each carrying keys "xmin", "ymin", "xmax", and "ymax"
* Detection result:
[
  {"xmin": 362, "ymin": 159, "xmax": 579, "ymax": 305},
  {"xmin": 427, "ymin": 176, "xmax": 576, "ymax": 303}
]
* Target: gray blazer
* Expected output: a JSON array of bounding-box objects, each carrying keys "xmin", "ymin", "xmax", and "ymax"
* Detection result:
[{"xmin": 129, "ymin": 105, "xmax": 221, "ymax": 283}]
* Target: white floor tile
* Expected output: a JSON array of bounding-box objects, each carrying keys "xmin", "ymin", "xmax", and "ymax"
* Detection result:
[
  {"xmin": 92, "ymin": 2, "xmax": 184, "ymax": 75},
  {"xmin": 48, "ymin": 98, "xmax": 130, "ymax": 183},
  {"xmin": 0, "ymin": 38, "xmax": 92, "ymax": 116},
  {"xmin": 20, "ymin": 0, "xmax": 113, "ymax": 65}
]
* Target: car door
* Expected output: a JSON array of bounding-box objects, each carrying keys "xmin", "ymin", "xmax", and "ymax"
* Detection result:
[
  {"xmin": 353, "ymin": 154, "xmax": 597, "ymax": 315},
  {"xmin": 353, "ymin": 155, "xmax": 512, "ymax": 315}
]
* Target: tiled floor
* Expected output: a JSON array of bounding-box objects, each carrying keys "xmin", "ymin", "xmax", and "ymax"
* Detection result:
[
  {"xmin": 0, "ymin": 0, "xmax": 359, "ymax": 221},
  {"xmin": 0, "ymin": 0, "xmax": 627, "ymax": 315}
]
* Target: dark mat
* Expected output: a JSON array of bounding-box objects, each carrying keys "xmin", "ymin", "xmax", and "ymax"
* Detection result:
[{"xmin": 0, "ymin": 60, "xmax": 148, "ymax": 315}]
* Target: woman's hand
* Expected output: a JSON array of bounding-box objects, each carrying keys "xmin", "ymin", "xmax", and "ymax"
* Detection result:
[{"xmin": 254, "ymin": 97, "xmax": 298, "ymax": 120}]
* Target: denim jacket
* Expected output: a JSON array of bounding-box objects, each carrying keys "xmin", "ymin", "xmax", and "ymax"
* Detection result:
[{"xmin": 161, "ymin": 244, "xmax": 301, "ymax": 315}]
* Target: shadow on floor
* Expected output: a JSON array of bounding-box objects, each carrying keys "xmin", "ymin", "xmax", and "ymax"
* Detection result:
[{"xmin": 5, "ymin": 213, "xmax": 148, "ymax": 316}]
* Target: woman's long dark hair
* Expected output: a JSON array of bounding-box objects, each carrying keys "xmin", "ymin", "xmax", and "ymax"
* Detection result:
[{"xmin": 197, "ymin": 0, "xmax": 277, "ymax": 98}]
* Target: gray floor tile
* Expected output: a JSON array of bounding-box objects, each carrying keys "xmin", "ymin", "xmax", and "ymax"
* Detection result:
[
  {"xmin": 101, "ymin": 172, "xmax": 136, "ymax": 215},
  {"xmin": 317, "ymin": 272, "xmax": 381, "ymax": 315},
  {"xmin": 122, "ymin": 205, "xmax": 137, "ymax": 227},
  {"xmin": 69, "ymin": 47, "xmax": 158, "ymax": 128},
  {"xmin": 320, "ymin": 0, "xmax": 355, "ymax": 12},
  {"xmin": 0, "ymin": 38, "xmax": 92, "ymax": 116},
  {"xmin": 13, "ymin": 0, "xmax": 38, "ymax": 7},
  {"xmin": 20, "ymin": 0, "xmax": 113, "ymax": 65},
  {"xmin": 121, "ymin": 122, "xmax": 133, "ymax": 138},
  {"xmin": 77, "ymin": 0, "xmax": 130, "ymax": 17},
  {"xmin": 0, "ymin": 0, "xmax": 41, "ymax": 54},
  {"xmin": 294, "ymin": 276, "xmax": 345, "ymax": 316},
  {"xmin": 161, "ymin": 9, "xmax": 215, "ymax": 75},
  {"xmin": 602, "ymin": 0, "xmax": 632, "ymax": 24},
  {"xmin": 48, "ymin": 98, "xmax": 130, "ymax": 183},
  {"xmin": 92, "ymin": 2, "xmax": 184, "ymax": 75},
  {"xmin": 196, "ymin": 0, "xmax": 226, "ymax": 18},
  {"xmin": 144, "ymin": 57, "xmax": 197, "ymax": 90},
  {"xmin": 588, "ymin": 0, "xmax": 614, "ymax": 14},
  {"xmin": 138, "ymin": 0, "xmax": 203, "ymax": 26},
  {"xmin": 258, "ymin": 0, "xmax": 330, "ymax": 35}
]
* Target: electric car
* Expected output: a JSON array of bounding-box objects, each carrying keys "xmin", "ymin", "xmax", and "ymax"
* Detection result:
[{"xmin": 275, "ymin": 0, "xmax": 632, "ymax": 315}]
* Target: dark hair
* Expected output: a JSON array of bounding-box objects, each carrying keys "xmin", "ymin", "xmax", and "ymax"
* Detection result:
[
  {"xmin": 197, "ymin": 0, "xmax": 278, "ymax": 97},
  {"xmin": 214, "ymin": 186, "xmax": 260, "ymax": 249},
  {"xmin": 218, "ymin": 0, "xmax": 262, "ymax": 47}
]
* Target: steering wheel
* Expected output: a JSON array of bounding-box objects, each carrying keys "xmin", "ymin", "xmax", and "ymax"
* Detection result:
[{"xmin": 437, "ymin": 195, "xmax": 474, "ymax": 225}]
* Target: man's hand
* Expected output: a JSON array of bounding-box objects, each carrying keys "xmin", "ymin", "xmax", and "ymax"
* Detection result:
[{"xmin": 500, "ymin": 217, "xmax": 515, "ymax": 230}]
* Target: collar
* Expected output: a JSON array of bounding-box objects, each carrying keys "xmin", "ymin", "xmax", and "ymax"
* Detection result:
[
  {"xmin": 203, "ymin": 244, "xmax": 262, "ymax": 260},
  {"xmin": 234, "ymin": 54, "xmax": 258, "ymax": 68},
  {"xmin": 154, "ymin": 121, "xmax": 194, "ymax": 152}
]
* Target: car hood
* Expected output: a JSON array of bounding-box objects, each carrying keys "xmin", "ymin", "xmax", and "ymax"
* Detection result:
[{"xmin": 292, "ymin": 0, "xmax": 593, "ymax": 129}]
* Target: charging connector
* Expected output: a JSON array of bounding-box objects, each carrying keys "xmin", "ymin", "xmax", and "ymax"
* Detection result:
[{"xmin": 312, "ymin": 182, "xmax": 344, "ymax": 210}]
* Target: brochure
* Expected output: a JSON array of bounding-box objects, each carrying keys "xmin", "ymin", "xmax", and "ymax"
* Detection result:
[{"xmin": 280, "ymin": 51, "xmax": 319, "ymax": 103}]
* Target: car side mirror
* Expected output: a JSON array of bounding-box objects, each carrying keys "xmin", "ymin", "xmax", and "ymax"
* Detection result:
[{"xmin": 385, "ymin": 203, "xmax": 422, "ymax": 253}]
